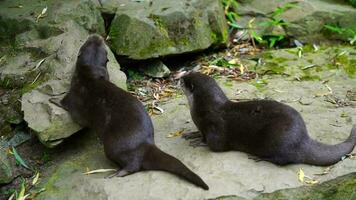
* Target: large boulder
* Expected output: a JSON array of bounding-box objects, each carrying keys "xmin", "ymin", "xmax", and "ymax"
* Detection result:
[
  {"xmin": 0, "ymin": 0, "xmax": 127, "ymax": 147},
  {"xmin": 102, "ymin": 0, "xmax": 228, "ymax": 60},
  {"xmin": 236, "ymin": 0, "xmax": 356, "ymax": 43}
]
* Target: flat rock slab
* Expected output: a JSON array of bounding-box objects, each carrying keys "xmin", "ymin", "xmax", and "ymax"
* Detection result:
[{"xmin": 36, "ymin": 71, "xmax": 356, "ymax": 199}]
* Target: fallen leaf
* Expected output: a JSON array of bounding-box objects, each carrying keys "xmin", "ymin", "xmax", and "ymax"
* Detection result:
[
  {"xmin": 83, "ymin": 168, "xmax": 117, "ymax": 175},
  {"xmin": 228, "ymin": 59, "xmax": 238, "ymax": 65},
  {"xmin": 314, "ymin": 166, "xmax": 333, "ymax": 176},
  {"xmin": 297, "ymin": 168, "xmax": 319, "ymax": 185},
  {"xmin": 305, "ymin": 179, "xmax": 319, "ymax": 185},
  {"xmin": 166, "ymin": 129, "xmax": 185, "ymax": 138},
  {"xmin": 153, "ymin": 105, "xmax": 164, "ymax": 114},
  {"xmin": 7, "ymin": 193, "xmax": 15, "ymax": 200},
  {"xmin": 36, "ymin": 6, "xmax": 48, "ymax": 22},
  {"xmin": 17, "ymin": 181, "xmax": 25, "ymax": 200},
  {"xmin": 32, "ymin": 172, "xmax": 40, "ymax": 185},
  {"xmin": 298, "ymin": 168, "xmax": 305, "ymax": 183},
  {"xmin": 11, "ymin": 146, "xmax": 31, "ymax": 170},
  {"xmin": 239, "ymin": 65, "xmax": 244, "ymax": 75},
  {"xmin": 32, "ymin": 58, "xmax": 45, "ymax": 71}
]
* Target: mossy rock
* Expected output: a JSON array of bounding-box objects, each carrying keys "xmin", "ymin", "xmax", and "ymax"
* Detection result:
[{"xmin": 106, "ymin": 0, "xmax": 228, "ymax": 60}]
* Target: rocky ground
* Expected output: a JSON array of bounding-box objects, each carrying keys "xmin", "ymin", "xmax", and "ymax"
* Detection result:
[
  {"xmin": 31, "ymin": 46, "xmax": 356, "ymax": 200},
  {"xmin": 0, "ymin": 0, "xmax": 355, "ymax": 199}
]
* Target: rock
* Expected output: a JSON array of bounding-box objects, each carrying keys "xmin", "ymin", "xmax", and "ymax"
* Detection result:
[
  {"xmin": 236, "ymin": 0, "xmax": 356, "ymax": 43},
  {"xmin": 142, "ymin": 60, "xmax": 171, "ymax": 78},
  {"xmin": 212, "ymin": 172, "xmax": 356, "ymax": 200},
  {"xmin": 21, "ymin": 37, "xmax": 126, "ymax": 147},
  {"xmin": 36, "ymin": 47, "xmax": 356, "ymax": 199},
  {"xmin": 0, "ymin": 149, "xmax": 13, "ymax": 184},
  {"xmin": 0, "ymin": 0, "xmax": 127, "ymax": 147},
  {"xmin": 254, "ymin": 172, "xmax": 356, "ymax": 200},
  {"xmin": 104, "ymin": 0, "xmax": 228, "ymax": 60}
]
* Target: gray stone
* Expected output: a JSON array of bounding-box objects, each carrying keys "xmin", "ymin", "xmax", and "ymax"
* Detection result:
[
  {"xmin": 142, "ymin": 60, "xmax": 171, "ymax": 78},
  {"xmin": 236, "ymin": 0, "xmax": 356, "ymax": 43},
  {"xmin": 36, "ymin": 46, "xmax": 356, "ymax": 199},
  {"xmin": 104, "ymin": 0, "xmax": 228, "ymax": 60},
  {"xmin": 21, "ymin": 36, "xmax": 127, "ymax": 147},
  {"xmin": 0, "ymin": 0, "xmax": 127, "ymax": 147},
  {"xmin": 0, "ymin": 149, "xmax": 13, "ymax": 184}
]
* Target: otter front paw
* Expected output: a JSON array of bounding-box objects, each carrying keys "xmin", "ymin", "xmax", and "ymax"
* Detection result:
[
  {"xmin": 182, "ymin": 131, "xmax": 202, "ymax": 140},
  {"xmin": 189, "ymin": 138, "xmax": 207, "ymax": 148}
]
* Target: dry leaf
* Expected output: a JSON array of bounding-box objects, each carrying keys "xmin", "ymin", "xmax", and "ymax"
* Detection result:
[
  {"xmin": 166, "ymin": 129, "xmax": 185, "ymax": 138},
  {"xmin": 228, "ymin": 59, "xmax": 237, "ymax": 65},
  {"xmin": 305, "ymin": 179, "xmax": 319, "ymax": 185},
  {"xmin": 32, "ymin": 172, "xmax": 40, "ymax": 185},
  {"xmin": 7, "ymin": 193, "xmax": 15, "ymax": 200},
  {"xmin": 298, "ymin": 168, "xmax": 305, "ymax": 183},
  {"xmin": 239, "ymin": 65, "xmax": 244, "ymax": 75},
  {"xmin": 314, "ymin": 166, "xmax": 332, "ymax": 176},
  {"xmin": 83, "ymin": 168, "xmax": 117, "ymax": 175},
  {"xmin": 32, "ymin": 58, "xmax": 45, "ymax": 71}
]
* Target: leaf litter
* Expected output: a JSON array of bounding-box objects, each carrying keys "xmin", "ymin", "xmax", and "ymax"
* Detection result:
[{"xmin": 127, "ymin": 42, "xmax": 257, "ymax": 116}]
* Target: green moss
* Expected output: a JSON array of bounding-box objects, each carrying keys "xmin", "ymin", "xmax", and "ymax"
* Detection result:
[
  {"xmin": 255, "ymin": 172, "xmax": 356, "ymax": 200},
  {"xmin": 273, "ymin": 57, "xmax": 289, "ymax": 63},
  {"xmin": 223, "ymin": 80, "xmax": 233, "ymax": 88},
  {"xmin": 148, "ymin": 14, "xmax": 169, "ymax": 38},
  {"xmin": 251, "ymin": 79, "xmax": 268, "ymax": 91}
]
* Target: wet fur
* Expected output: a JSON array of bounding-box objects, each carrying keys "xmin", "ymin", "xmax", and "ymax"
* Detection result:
[
  {"xmin": 61, "ymin": 35, "xmax": 208, "ymax": 190},
  {"xmin": 181, "ymin": 72, "xmax": 356, "ymax": 166}
]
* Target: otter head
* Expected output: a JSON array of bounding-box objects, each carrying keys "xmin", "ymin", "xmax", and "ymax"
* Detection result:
[
  {"xmin": 181, "ymin": 72, "xmax": 228, "ymax": 108},
  {"xmin": 76, "ymin": 34, "xmax": 109, "ymax": 80}
]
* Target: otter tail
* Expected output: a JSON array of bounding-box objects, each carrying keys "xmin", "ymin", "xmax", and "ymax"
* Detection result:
[
  {"xmin": 142, "ymin": 145, "xmax": 209, "ymax": 190},
  {"xmin": 300, "ymin": 125, "xmax": 356, "ymax": 166}
]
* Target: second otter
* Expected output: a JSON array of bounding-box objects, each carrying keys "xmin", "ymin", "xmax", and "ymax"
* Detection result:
[
  {"xmin": 60, "ymin": 35, "xmax": 208, "ymax": 190},
  {"xmin": 181, "ymin": 72, "xmax": 356, "ymax": 166}
]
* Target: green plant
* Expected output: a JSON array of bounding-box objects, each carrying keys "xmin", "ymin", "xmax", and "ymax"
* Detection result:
[
  {"xmin": 323, "ymin": 24, "xmax": 356, "ymax": 45},
  {"xmin": 222, "ymin": 0, "xmax": 242, "ymax": 29},
  {"xmin": 127, "ymin": 69, "xmax": 144, "ymax": 81},
  {"xmin": 346, "ymin": 0, "xmax": 356, "ymax": 7},
  {"xmin": 257, "ymin": 3, "xmax": 298, "ymax": 48}
]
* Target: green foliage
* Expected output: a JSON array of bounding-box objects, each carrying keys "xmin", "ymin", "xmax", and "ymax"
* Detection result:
[
  {"xmin": 346, "ymin": 0, "xmax": 356, "ymax": 7},
  {"xmin": 12, "ymin": 146, "xmax": 31, "ymax": 170},
  {"xmin": 323, "ymin": 24, "xmax": 356, "ymax": 45},
  {"xmin": 256, "ymin": 3, "xmax": 298, "ymax": 48},
  {"xmin": 222, "ymin": 0, "xmax": 242, "ymax": 29},
  {"xmin": 127, "ymin": 69, "xmax": 144, "ymax": 81}
]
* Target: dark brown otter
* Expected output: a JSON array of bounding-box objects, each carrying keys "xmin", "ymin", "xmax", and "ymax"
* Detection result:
[
  {"xmin": 181, "ymin": 72, "xmax": 356, "ymax": 166},
  {"xmin": 60, "ymin": 35, "xmax": 209, "ymax": 190}
]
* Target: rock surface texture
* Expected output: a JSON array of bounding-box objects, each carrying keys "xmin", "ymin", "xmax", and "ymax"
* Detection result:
[
  {"xmin": 36, "ymin": 46, "xmax": 356, "ymax": 199},
  {"xmin": 103, "ymin": 0, "xmax": 228, "ymax": 59},
  {"xmin": 0, "ymin": 0, "xmax": 126, "ymax": 147},
  {"xmin": 237, "ymin": 0, "xmax": 356, "ymax": 43}
]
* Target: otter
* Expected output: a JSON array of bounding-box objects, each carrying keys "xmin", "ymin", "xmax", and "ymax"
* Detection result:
[
  {"xmin": 58, "ymin": 35, "xmax": 209, "ymax": 190},
  {"xmin": 181, "ymin": 72, "xmax": 356, "ymax": 166}
]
